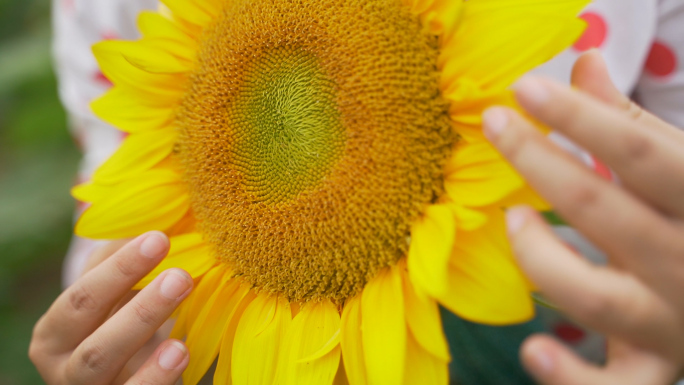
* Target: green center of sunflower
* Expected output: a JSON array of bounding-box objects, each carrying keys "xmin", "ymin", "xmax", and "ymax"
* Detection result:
[
  {"xmin": 234, "ymin": 47, "xmax": 344, "ymax": 204},
  {"xmin": 177, "ymin": 0, "xmax": 455, "ymax": 303}
]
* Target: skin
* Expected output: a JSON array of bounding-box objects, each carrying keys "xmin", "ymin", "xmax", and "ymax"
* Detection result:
[
  {"xmin": 483, "ymin": 50, "xmax": 684, "ymax": 384},
  {"xmin": 29, "ymin": 231, "xmax": 194, "ymax": 385}
]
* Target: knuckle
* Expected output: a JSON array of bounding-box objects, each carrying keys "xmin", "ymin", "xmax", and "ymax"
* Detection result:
[
  {"xmin": 563, "ymin": 183, "xmax": 602, "ymax": 215},
  {"xmin": 497, "ymin": 122, "xmax": 532, "ymax": 162},
  {"xmin": 112, "ymin": 254, "xmax": 138, "ymax": 279},
  {"xmin": 67, "ymin": 285, "xmax": 99, "ymax": 313},
  {"xmin": 626, "ymin": 101, "xmax": 646, "ymax": 122},
  {"xmin": 550, "ymin": 95, "xmax": 584, "ymax": 131},
  {"xmin": 576, "ymin": 289, "xmax": 616, "ymax": 322},
  {"xmin": 69, "ymin": 343, "xmax": 110, "ymax": 377},
  {"xmin": 28, "ymin": 340, "xmax": 44, "ymax": 365},
  {"xmin": 132, "ymin": 301, "xmax": 160, "ymax": 327},
  {"xmin": 622, "ymin": 131, "xmax": 653, "ymax": 161}
]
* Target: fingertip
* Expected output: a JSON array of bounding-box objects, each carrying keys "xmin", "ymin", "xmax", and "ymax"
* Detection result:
[
  {"xmin": 483, "ymin": 106, "xmax": 511, "ymax": 140},
  {"xmin": 159, "ymin": 268, "xmax": 193, "ymax": 301},
  {"xmin": 158, "ymin": 340, "xmax": 189, "ymax": 371},
  {"xmin": 514, "ymin": 76, "xmax": 552, "ymax": 111},
  {"xmin": 505, "ymin": 205, "xmax": 535, "ymax": 236},
  {"xmin": 571, "ymin": 50, "xmax": 622, "ymax": 106},
  {"xmin": 520, "ymin": 335, "xmax": 558, "ymax": 381},
  {"xmin": 139, "ymin": 231, "xmax": 170, "ymax": 259}
]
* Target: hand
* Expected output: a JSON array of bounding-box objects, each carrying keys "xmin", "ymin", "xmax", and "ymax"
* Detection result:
[
  {"xmin": 29, "ymin": 231, "xmax": 194, "ymax": 385},
  {"xmin": 482, "ymin": 50, "xmax": 684, "ymax": 384}
]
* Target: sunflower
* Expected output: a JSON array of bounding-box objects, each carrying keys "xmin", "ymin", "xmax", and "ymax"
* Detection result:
[{"xmin": 73, "ymin": 0, "xmax": 588, "ymax": 383}]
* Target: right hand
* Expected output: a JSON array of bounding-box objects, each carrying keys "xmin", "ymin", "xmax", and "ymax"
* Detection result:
[{"xmin": 29, "ymin": 231, "xmax": 194, "ymax": 385}]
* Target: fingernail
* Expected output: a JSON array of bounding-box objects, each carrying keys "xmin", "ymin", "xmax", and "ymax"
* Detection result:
[
  {"xmin": 526, "ymin": 343, "xmax": 555, "ymax": 378},
  {"xmin": 139, "ymin": 231, "xmax": 168, "ymax": 259},
  {"xmin": 515, "ymin": 77, "xmax": 551, "ymax": 106},
  {"xmin": 506, "ymin": 206, "xmax": 530, "ymax": 235},
  {"xmin": 160, "ymin": 270, "xmax": 192, "ymax": 300},
  {"xmin": 159, "ymin": 341, "xmax": 187, "ymax": 370},
  {"xmin": 482, "ymin": 107, "xmax": 509, "ymax": 139}
]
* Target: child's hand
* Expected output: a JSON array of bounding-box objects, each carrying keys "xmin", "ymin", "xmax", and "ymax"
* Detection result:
[
  {"xmin": 29, "ymin": 231, "xmax": 193, "ymax": 385},
  {"xmin": 483, "ymin": 51, "xmax": 684, "ymax": 385}
]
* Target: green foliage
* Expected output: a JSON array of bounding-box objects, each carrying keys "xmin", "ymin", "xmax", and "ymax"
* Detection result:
[{"xmin": 0, "ymin": 1, "xmax": 80, "ymax": 384}]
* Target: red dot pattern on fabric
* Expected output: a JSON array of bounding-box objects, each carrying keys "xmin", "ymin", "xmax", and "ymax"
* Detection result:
[
  {"xmin": 645, "ymin": 41, "xmax": 678, "ymax": 78},
  {"xmin": 591, "ymin": 156, "xmax": 613, "ymax": 181},
  {"xmin": 554, "ymin": 323, "xmax": 586, "ymax": 345},
  {"xmin": 573, "ymin": 12, "xmax": 608, "ymax": 52},
  {"xmin": 61, "ymin": 0, "xmax": 74, "ymax": 10},
  {"xmin": 94, "ymin": 71, "xmax": 113, "ymax": 87}
]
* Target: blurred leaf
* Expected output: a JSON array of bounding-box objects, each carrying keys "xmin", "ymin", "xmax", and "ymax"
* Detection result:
[{"xmin": 0, "ymin": 29, "xmax": 52, "ymax": 96}]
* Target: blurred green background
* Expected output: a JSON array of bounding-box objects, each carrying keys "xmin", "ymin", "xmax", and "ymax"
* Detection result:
[{"xmin": 0, "ymin": 0, "xmax": 80, "ymax": 383}]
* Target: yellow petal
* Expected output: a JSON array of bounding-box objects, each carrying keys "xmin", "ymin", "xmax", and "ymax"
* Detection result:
[
  {"xmin": 75, "ymin": 170, "xmax": 190, "ymax": 239},
  {"xmin": 465, "ymin": 0, "xmax": 589, "ymax": 17},
  {"xmin": 160, "ymin": 0, "xmax": 216, "ymax": 27},
  {"xmin": 92, "ymin": 40, "xmax": 186, "ymax": 96},
  {"xmin": 403, "ymin": 331, "xmax": 448, "ymax": 385},
  {"xmin": 115, "ymin": 39, "xmax": 193, "ymax": 74},
  {"xmin": 169, "ymin": 295, "xmax": 192, "ymax": 341},
  {"xmin": 438, "ymin": 210, "xmax": 535, "ymax": 325},
  {"xmin": 214, "ymin": 289, "xmax": 257, "ymax": 385},
  {"xmin": 418, "ymin": 0, "xmax": 464, "ymax": 42},
  {"xmin": 167, "ymin": 210, "xmax": 198, "ymax": 236},
  {"xmin": 133, "ymin": 233, "xmax": 216, "ymax": 290},
  {"xmin": 183, "ymin": 278, "xmax": 250, "ymax": 385},
  {"xmin": 444, "ymin": 139, "xmax": 524, "ymax": 208},
  {"xmin": 399, "ymin": 260, "xmax": 450, "ymax": 362},
  {"xmin": 232, "ymin": 295, "xmax": 292, "ymax": 384},
  {"xmin": 138, "ymin": 11, "xmax": 197, "ymax": 49},
  {"xmin": 498, "ymin": 185, "xmax": 551, "ymax": 212},
  {"xmin": 93, "ymin": 128, "xmax": 177, "ymax": 184},
  {"xmin": 71, "ymin": 182, "xmax": 109, "ymax": 203},
  {"xmin": 340, "ymin": 295, "xmax": 368, "ymax": 385},
  {"xmin": 445, "ymin": 82, "xmax": 517, "ymax": 128},
  {"xmin": 407, "ymin": 204, "xmax": 456, "ymax": 297},
  {"xmin": 361, "ymin": 266, "xmax": 406, "ymax": 385},
  {"xmin": 171, "ymin": 266, "xmax": 226, "ymax": 340},
  {"xmin": 445, "ymin": 202, "xmax": 488, "ymax": 231},
  {"xmin": 440, "ymin": 4, "xmax": 587, "ymax": 92},
  {"xmin": 91, "ymin": 88, "xmax": 174, "ymax": 133},
  {"xmin": 278, "ymin": 301, "xmax": 341, "ymax": 385}
]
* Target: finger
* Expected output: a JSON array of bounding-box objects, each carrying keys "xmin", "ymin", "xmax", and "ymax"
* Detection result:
[
  {"xmin": 571, "ymin": 50, "xmax": 684, "ymax": 142},
  {"xmin": 507, "ymin": 206, "xmax": 682, "ymax": 358},
  {"xmin": 124, "ymin": 340, "xmax": 189, "ymax": 385},
  {"xmin": 65, "ymin": 268, "xmax": 192, "ymax": 385},
  {"xmin": 514, "ymin": 75, "xmax": 684, "ymax": 217},
  {"xmin": 33, "ymin": 231, "xmax": 170, "ymax": 353},
  {"xmin": 483, "ymin": 107, "xmax": 681, "ymax": 296},
  {"xmin": 521, "ymin": 335, "xmax": 677, "ymax": 385},
  {"xmin": 83, "ymin": 239, "xmax": 130, "ymax": 274}
]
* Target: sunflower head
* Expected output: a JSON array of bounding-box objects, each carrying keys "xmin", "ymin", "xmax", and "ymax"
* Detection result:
[
  {"xmin": 75, "ymin": 0, "xmax": 589, "ymax": 384},
  {"xmin": 177, "ymin": 0, "xmax": 456, "ymax": 303}
]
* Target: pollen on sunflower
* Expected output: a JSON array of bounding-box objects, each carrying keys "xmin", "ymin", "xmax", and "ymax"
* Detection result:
[{"xmin": 177, "ymin": 0, "xmax": 454, "ymax": 303}]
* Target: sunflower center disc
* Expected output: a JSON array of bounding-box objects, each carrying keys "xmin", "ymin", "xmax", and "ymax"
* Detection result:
[{"xmin": 177, "ymin": 0, "xmax": 455, "ymax": 303}]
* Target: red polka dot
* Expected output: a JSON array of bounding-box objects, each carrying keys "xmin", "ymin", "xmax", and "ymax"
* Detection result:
[
  {"xmin": 573, "ymin": 12, "xmax": 608, "ymax": 52},
  {"xmin": 101, "ymin": 31, "xmax": 119, "ymax": 41},
  {"xmin": 645, "ymin": 41, "xmax": 677, "ymax": 78},
  {"xmin": 591, "ymin": 156, "xmax": 613, "ymax": 181},
  {"xmin": 62, "ymin": 0, "xmax": 75, "ymax": 10},
  {"xmin": 554, "ymin": 323, "xmax": 586, "ymax": 345},
  {"xmin": 94, "ymin": 71, "xmax": 113, "ymax": 87}
]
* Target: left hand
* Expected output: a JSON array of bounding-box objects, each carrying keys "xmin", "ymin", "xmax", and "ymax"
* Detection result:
[{"xmin": 482, "ymin": 51, "xmax": 684, "ymax": 385}]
